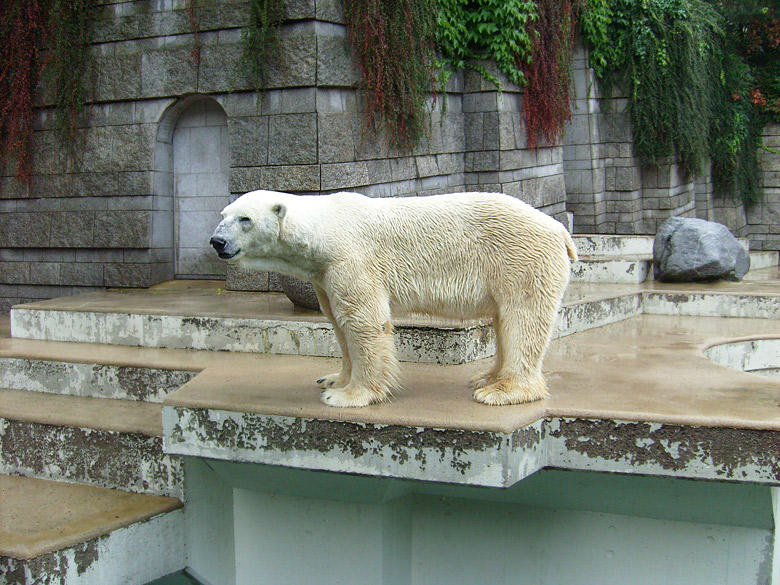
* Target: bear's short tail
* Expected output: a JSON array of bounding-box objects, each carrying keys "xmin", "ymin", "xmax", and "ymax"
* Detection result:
[{"xmin": 564, "ymin": 233, "xmax": 578, "ymax": 262}]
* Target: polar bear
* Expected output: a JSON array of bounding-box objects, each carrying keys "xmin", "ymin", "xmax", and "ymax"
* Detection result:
[{"xmin": 210, "ymin": 190, "xmax": 577, "ymax": 408}]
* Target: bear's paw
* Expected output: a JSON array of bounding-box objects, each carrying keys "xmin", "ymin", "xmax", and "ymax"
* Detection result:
[
  {"xmin": 473, "ymin": 376, "xmax": 549, "ymax": 406},
  {"xmin": 321, "ymin": 384, "xmax": 390, "ymax": 408}
]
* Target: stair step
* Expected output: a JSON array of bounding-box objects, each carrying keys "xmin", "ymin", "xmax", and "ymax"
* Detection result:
[
  {"xmin": 0, "ymin": 388, "xmax": 183, "ymax": 498},
  {"xmin": 571, "ymin": 256, "xmax": 652, "ymax": 284},
  {"xmin": 0, "ymin": 355, "xmax": 197, "ymax": 403},
  {"xmin": 749, "ymin": 250, "xmax": 779, "ymax": 271},
  {"xmin": 0, "ymin": 474, "xmax": 184, "ymax": 584},
  {"xmin": 573, "ymin": 235, "xmax": 654, "ymax": 257}
]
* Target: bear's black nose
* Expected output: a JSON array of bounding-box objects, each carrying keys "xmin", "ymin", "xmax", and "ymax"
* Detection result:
[{"xmin": 210, "ymin": 236, "xmax": 227, "ymax": 252}]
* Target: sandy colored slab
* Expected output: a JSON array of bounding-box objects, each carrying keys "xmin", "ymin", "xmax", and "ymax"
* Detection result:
[
  {"xmin": 0, "ymin": 474, "xmax": 181, "ymax": 560},
  {"xmin": 163, "ymin": 314, "xmax": 780, "ymax": 434},
  {"xmin": 0, "ymin": 388, "xmax": 162, "ymax": 437}
]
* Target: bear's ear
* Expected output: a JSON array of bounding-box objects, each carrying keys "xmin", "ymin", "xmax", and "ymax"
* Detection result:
[{"xmin": 271, "ymin": 203, "xmax": 286, "ymax": 219}]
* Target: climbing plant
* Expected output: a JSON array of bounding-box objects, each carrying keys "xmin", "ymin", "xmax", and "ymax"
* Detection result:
[
  {"xmin": 0, "ymin": 0, "xmax": 95, "ymax": 185},
  {"xmin": 239, "ymin": 0, "xmax": 284, "ymax": 90},
  {"xmin": 437, "ymin": 0, "xmax": 537, "ymax": 88},
  {"xmin": 342, "ymin": 0, "xmax": 440, "ymax": 151},
  {"xmin": 579, "ymin": 0, "xmax": 778, "ymax": 203},
  {"xmin": 0, "ymin": 0, "xmax": 48, "ymax": 184}
]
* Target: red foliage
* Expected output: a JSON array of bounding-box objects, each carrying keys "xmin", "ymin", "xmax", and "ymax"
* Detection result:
[
  {"xmin": 0, "ymin": 0, "xmax": 49, "ymax": 185},
  {"xmin": 521, "ymin": 0, "xmax": 579, "ymax": 149},
  {"xmin": 342, "ymin": 0, "xmax": 438, "ymax": 151}
]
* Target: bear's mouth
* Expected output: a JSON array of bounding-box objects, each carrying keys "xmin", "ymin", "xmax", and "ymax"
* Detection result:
[{"xmin": 218, "ymin": 249, "xmax": 240, "ymax": 260}]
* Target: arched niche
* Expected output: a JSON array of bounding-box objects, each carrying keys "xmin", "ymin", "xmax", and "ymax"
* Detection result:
[{"xmin": 154, "ymin": 95, "xmax": 230, "ymax": 280}]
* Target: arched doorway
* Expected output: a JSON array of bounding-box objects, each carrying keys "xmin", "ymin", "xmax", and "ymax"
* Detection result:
[
  {"xmin": 154, "ymin": 95, "xmax": 230, "ymax": 281},
  {"xmin": 172, "ymin": 97, "xmax": 230, "ymax": 278}
]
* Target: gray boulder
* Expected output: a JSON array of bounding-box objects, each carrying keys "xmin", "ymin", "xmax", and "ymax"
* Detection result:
[
  {"xmin": 653, "ymin": 217, "xmax": 750, "ymax": 282},
  {"xmin": 278, "ymin": 273, "xmax": 321, "ymax": 311}
]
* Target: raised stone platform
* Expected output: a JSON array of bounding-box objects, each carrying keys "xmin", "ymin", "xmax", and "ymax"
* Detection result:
[{"xmin": 3, "ymin": 249, "xmax": 780, "ymax": 584}]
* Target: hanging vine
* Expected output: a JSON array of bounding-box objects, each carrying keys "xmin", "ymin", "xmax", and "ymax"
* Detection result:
[
  {"xmin": 45, "ymin": 0, "xmax": 97, "ymax": 145},
  {"xmin": 0, "ymin": 0, "xmax": 48, "ymax": 185},
  {"xmin": 342, "ymin": 0, "xmax": 440, "ymax": 151},
  {"xmin": 522, "ymin": 0, "xmax": 579, "ymax": 149},
  {"xmin": 0, "ymin": 0, "xmax": 95, "ymax": 186},
  {"xmin": 579, "ymin": 0, "xmax": 775, "ymax": 203},
  {"xmin": 239, "ymin": 0, "xmax": 284, "ymax": 90}
]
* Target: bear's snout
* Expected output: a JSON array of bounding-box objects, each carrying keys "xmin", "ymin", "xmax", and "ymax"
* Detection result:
[
  {"xmin": 210, "ymin": 235, "xmax": 227, "ymax": 252},
  {"xmin": 209, "ymin": 231, "xmax": 240, "ymax": 260}
]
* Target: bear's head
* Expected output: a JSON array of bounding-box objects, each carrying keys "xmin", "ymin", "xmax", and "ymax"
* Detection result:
[{"xmin": 209, "ymin": 190, "xmax": 289, "ymax": 264}]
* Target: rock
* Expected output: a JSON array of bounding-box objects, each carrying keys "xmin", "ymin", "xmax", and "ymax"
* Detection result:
[
  {"xmin": 278, "ymin": 273, "xmax": 321, "ymax": 311},
  {"xmin": 653, "ymin": 217, "xmax": 750, "ymax": 282}
]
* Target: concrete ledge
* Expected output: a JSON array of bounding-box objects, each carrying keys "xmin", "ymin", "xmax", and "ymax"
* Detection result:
[{"xmin": 0, "ymin": 475, "xmax": 183, "ymax": 583}]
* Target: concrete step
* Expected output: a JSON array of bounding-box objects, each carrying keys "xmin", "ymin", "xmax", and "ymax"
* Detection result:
[
  {"xmin": 0, "ymin": 388, "xmax": 183, "ymax": 498},
  {"xmin": 0, "ymin": 474, "xmax": 184, "ymax": 585},
  {"xmin": 749, "ymin": 250, "xmax": 780, "ymax": 271},
  {"xmin": 571, "ymin": 250, "xmax": 777, "ymax": 284},
  {"xmin": 573, "ymin": 235, "xmax": 654, "ymax": 257},
  {"xmin": 0, "ymin": 355, "xmax": 197, "ymax": 403},
  {"xmin": 571, "ymin": 256, "xmax": 652, "ymax": 284}
]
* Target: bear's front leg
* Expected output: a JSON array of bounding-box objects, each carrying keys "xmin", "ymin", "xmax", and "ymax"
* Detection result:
[
  {"xmin": 319, "ymin": 277, "xmax": 400, "ymax": 407},
  {"xmin": 313, "ymin": 284, "xmax": 351, "ymax": 389}
]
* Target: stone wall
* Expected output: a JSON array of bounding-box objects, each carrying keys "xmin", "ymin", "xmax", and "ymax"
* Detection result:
[
  {"xmin": 0, "ymin": 0, "xmax": 569, "ymax": 310},
  {"xmin": 564, "ymin": 40, "xmax": 698, "ymax": 236},
  {"xmin": 1, "ymin": 3, "xmax": 778, "ymax": 311}
]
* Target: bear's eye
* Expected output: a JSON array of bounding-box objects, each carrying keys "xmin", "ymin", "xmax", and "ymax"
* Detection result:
[{"xmin": 238, "ymin": 216, "xmax": 252, "ymax": 225}]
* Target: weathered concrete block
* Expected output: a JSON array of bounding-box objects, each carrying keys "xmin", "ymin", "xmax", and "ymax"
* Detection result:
[
  {"xmin": 268, "ymin": 113, "xmax": 318, "ymax": 165},
  {"xmin": 654, "ymin": 217, "xmax": 751, "ymax": 282},
  {"xmin": 228, "ymin": 117, "xmax": 269, "ymax": 167},
  {"xmin": 141, "ymin": 49, "xmax": 198, "ymax": 98},
  {"xmin": 318, "ymin": 113, "xmax": 356, "ymax": 163}
]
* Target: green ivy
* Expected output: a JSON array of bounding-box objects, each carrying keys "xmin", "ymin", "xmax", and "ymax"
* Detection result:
[
  {"xmin": 239, "ymin": 0, "xmax": 284, "ymax": 90},
  {"xmin": 580, "ymin": 0, "xmax": 767, "ymax": 203},
  {"xmin": 45, "ymin": 0, "xmax": 96, "ymax": 146},
  {"xmin": 437, "ymin": 0, "xmax": 538, "ymax": 88}
]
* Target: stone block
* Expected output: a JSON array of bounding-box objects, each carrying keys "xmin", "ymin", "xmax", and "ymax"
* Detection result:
[
  {"xmin": 60, "ymin": 263, "xmax": 104, "ymax": 287},
  {"xmin": 321, "ymin": 161, "xmax": 369, "ymax": 190},
  {"xmin": 92, "ymin": 55, "xmax": 143, "ymax": 103},
  {"xmin": 228, "ymin": 117, "xmax": 269, "ymax": 168},
  {"xmin": 262, "ymin": 164, "xmax": 320, "ymax": 192},
  {"xmin": 49, "ymin": 212, "xmax": 96, "ymax": 248},
  {"xmin": 226, "ymin": 264, "xmax": 270, "ymax": 291},
  {"xmin": 104, "ymin": 262, "xmax": 152, "ymax": 288},
  {"xmin": 316, "ymin": 26, "xmax": 360, "ymax": 87},
  {"xmin": 318, "ymin": 113, "xmax": 356, "ymax": 163},
  {"xmin": 389, "ymin": 158, "xmax": 417, "ymax": 183},
  {"xmin": 94, "ymin": 211, "xmax": 151, "ymax": 248},
  {"xmin": 268, "ymin": 114, "xmax": 318, "ymax": 165},
  {"xmin": 0, "ymin": 262, "xmax": 30, "ymax": 283},
  {"xmin": 316, "ymin": 0, "xmax": 344, "ymax": 23},
  {"xmin": 141, "ymin": 49, "xmax": 198, "ymax": 98},
  {"xmin": 464, "ymin": 113, "xmax": 484, "ymax": 151}
]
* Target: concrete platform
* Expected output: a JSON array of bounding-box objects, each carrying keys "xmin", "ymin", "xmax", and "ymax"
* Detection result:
[
  {"xmin": 0, "ymin": 474, "xmax": 184, "ymax": 584},
  {"xmin": 3, "ymin": 255, "xmax": 780, "ymax": 584}
]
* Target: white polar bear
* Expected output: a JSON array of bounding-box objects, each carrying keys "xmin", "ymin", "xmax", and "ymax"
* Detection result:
[{"xmin": 210, "ymin": 189, "xmax": 577, "ymax": 408}]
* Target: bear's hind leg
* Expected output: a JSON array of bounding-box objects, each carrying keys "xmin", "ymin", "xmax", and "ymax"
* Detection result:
[
  {"xmin": 472, "ymin": 299, "xmax": 555, "ymax": 406},
  {"xmin": 313, "ymin": 284, "xmax": 351, "ymax": 389}
]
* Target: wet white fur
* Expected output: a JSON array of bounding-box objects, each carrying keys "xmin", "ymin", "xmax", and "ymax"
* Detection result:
[{"xmin": 215, "ymin": 189, "xmax": 577, "ymax": 407}]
